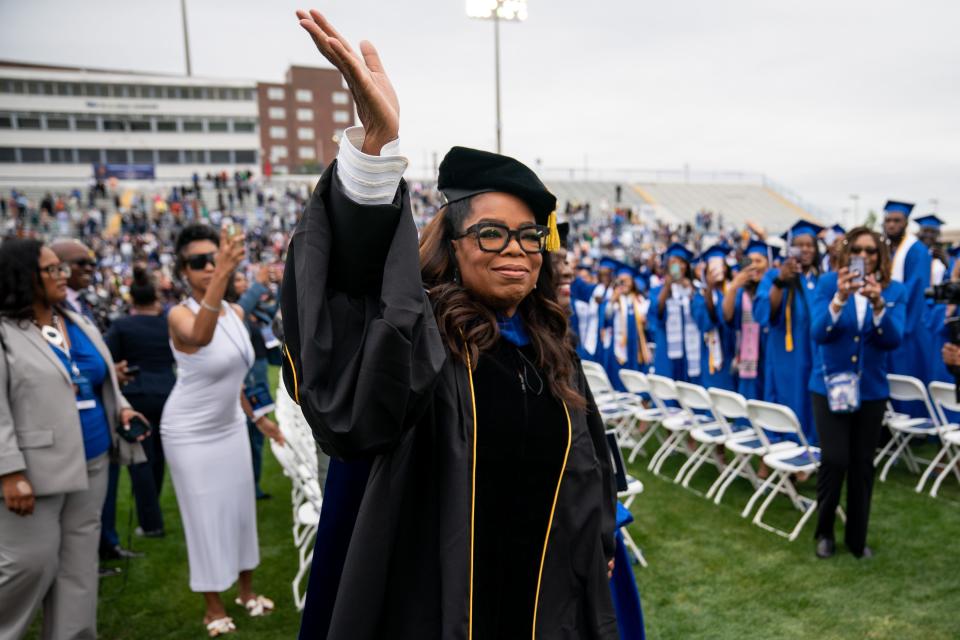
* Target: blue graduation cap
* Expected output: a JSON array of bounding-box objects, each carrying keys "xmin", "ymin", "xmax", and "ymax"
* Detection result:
[
  {"xmin": 914, "ymin": 214, "xmax": 945, "ymax": 229},
  {"xmin": 884, "ymin": 200, "xmax": 914, "ymax": 217},
  {"xmin": 698, "ymin": 243, "xmax": 732, "ymax": 264},
  {"xmin": 598, "ymin": 257, "xmax": 618, "ymax": 271},
  {"xmin": 633, "ymin": 270, "xmax": 651, "ymax": 293},
  {"xmin": 781, "ymin": 220, "xmax": 824, "ymax": 242},
  {"xmin": 831, "ymin": 224, "xmax": 846, "ymax": 235},
  {"xmin": 608, "ymin": 258, "xmax": 634, "ymax": 279},
  {"xmin": 745, "ymin": 239, "xmax": 772, "ymax": 258},
  {"xmin": 664, "ymin": 243, "xmax": 694, "ymax": 263}
]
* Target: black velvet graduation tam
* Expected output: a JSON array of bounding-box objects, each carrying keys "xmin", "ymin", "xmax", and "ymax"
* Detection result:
[{"xmin": 438, "ymin": 146, "xmax": 556, "ymax": 226}]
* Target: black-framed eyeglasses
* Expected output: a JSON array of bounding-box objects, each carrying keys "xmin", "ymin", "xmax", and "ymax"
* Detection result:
[
  {"xmin": 184, "ymin": 252, "xmax": 216, "ymax": 270},
  {"xmin": 455, "ymin": 222, "xmax": 548, "ymax": 254},
  {"xmin": 70, "ymin": 258, "xmax": 96, "ymax": 269},
  {"xmin": 850, "ymin": 246, "xmax": 878, "ymax": 255},
  {"xmin": 39, "ymin": 263, "xmax": 72, "ymax": 278}
]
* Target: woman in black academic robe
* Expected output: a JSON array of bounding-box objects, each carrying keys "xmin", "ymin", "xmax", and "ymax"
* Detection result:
[{"xmin": 281, "ymin": 11, "xmax": 618, "ymax": 640}]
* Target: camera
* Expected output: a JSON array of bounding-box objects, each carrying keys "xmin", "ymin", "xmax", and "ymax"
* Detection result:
[{"xmin": 925, "ymin": 282, "xmax": 960, "ymax": 305}]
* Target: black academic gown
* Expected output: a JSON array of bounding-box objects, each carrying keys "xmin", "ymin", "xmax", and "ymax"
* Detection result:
[{"xmin": 281, "ymin": 163, "xmax": 619, "ymax": 640}]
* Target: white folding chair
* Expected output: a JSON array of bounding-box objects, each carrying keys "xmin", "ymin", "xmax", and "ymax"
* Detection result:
[
  {"xmin": 619, "ymin": 369, "xmax": 676, "ymax": 462},
  {"xmin": 878, "ymin": 375, "xmax": 940, "ymax": 482},
  {"xmin": 744, "ymin": 400, "xmax": 841, "ymax": 541},
  {"xmin": 645, "ymin": 375, "xmax": 710, "ymax": 476},
  {"xmin": 672, "ymin": 382, "xmax": 731, "ymax": 488},
  {"xmin": 921, "ymin": 381, "xmax": 960, "ymax": 496},
  {"xmin": 705, "ymin": 388, "xmax": 796, "ymax": 506},
  {"xmin": 585, "ymin": 369, "xmax": 640, "ymax": 445},
  {"xmin": 606, "ymin": 430, "xmax": 647, "ymax": 567}
]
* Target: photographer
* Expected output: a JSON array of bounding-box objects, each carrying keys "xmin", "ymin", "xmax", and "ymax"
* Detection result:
[
  {"xmin": 809, "ymin": 227, "xmax": 905, "ymax": 559},
  {"xmin": 754, "ymin": 220, "xmax": 823, "ymax": 445}
]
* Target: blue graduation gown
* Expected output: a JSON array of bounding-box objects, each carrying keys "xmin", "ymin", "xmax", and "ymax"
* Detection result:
[
  {"xmin": 570, "ymin": 277, "xmax": 596, "ymax": 360},
  {"xmin": 887, "ymin": 239, "xmax": 932, "ymax": 417},
  {"xmin": 601, "ymin": 294, "xmax": 650, "ymax": 391},
  {"xmin": 648, "ymin": 285, "xmax": 701, "ymax": 384},
  {"xmin": 692, "ymin": 289, "xmax": 736, "ymax": 391},
  {"xmin": 888, "ymin": 239, "xmax": 931, "ymax": 381},
  {"xmin": 725, "ymin": 288, "xmax": 767, "ymax": 400},
  {"xmin": 753, "ymin": 270, "xmax": 818, "ymax": 445}
]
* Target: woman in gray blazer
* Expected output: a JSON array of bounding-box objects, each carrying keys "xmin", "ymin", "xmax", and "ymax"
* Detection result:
[{"xmin": 0, "ymin": 238, "xmax": 147, "ymax": 640}]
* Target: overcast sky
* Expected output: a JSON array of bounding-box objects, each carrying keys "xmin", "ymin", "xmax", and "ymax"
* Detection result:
[{"xmin": 2, "ymin": 0, "xmax": 959, "ymax": 223}]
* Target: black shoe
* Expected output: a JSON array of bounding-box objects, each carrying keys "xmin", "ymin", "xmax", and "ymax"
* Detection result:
[
  {"xmin": 100, "ymin": 545, "xmax": 145, "ymax": 561},
  {"xmin": 855, "ymin": 546, "xmax": 874, "ymax": 559},
  {"xmin": 815, "ymin": 537, "xmax": 835, "ymax": 559},
  {"xmin": 134, "ymin": 526, "xmax": 166, "ymax": 538},
  {"xmin": 98, "ymin": 566, "xmax": 123, "ymax": 578},
  {"xmin": 256, "ymin": 492, "xmax": 273, "ymax": 501}
]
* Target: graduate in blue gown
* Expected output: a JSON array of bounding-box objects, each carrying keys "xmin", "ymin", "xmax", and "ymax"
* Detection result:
[
  {"xmin": 573, "ymin": 258, "xmax": 615, "ymax": 363},
  {"xmin": 649, "ymin": 243, "xmax": 702, "ymax": 383},
  {"xmin": 883, "ymin": 201, "xmax": 932, "ymax": 416},
  {"xmin": 821, "ymin": 224, "xmax": 846, "ymax": 273},
  {"xmin": 722, "ymin": 240, "xmax": 775, "ymax": 400},
  {"xmin": 602, "ymin": 263, "xmax": 652, "ymax": 390},
  {"xmin": 692, "ymin": 243, "xmax": 737, "ymax": 391},
  {"xmin": 754, "ymin": 220, "xmax": 823, "ymax": 444},
  {"xmin": 570, "ymin": 263, "xmax": 598, "ymax": 360}
]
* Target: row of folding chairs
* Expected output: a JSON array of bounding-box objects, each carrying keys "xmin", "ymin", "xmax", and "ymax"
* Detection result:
[
  {"xmin": 878, "ymin": 375, "xmax": 960, "ymax": 497},
  {"xmin": 273, "ymin": 383, "xmax": 324, "ymax": 611},
  {"xmin": 584, "ymin": 364, "xmax": 838, "ymax": 542}
]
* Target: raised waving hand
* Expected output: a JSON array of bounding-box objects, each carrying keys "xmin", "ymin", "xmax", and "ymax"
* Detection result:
[{"xmin": 297, "ymin": 9, "xmax": 399, "ymax": 155}]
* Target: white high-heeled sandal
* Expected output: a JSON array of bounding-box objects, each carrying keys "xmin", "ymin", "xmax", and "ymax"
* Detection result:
[
  {"xmin": 235, "ymin": 594, "xmax": 275, "ymax": 617},
  {"xmin": 205, "ymin": 616, "xmax": 236, "ymax": 637}
]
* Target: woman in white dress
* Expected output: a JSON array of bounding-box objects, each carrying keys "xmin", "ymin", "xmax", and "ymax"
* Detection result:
[{"xmin": 162, "ymin": 224, "xmax": 284, "ymax": 636}]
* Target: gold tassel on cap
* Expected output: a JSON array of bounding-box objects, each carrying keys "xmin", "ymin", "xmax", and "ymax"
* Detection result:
[{"xmin": 545, "ymin": 211, "xmax": 561, "ymax": 252}]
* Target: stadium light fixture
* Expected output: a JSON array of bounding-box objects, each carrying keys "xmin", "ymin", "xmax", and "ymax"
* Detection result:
[{"xmin": 467, "ymin": 0, "xmax": 528, "ymax": 153}]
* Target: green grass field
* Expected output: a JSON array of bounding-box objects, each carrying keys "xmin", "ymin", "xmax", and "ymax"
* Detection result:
[{"xmin": 26, "ymin": 367, "xmax": 960, "ymax": 638}]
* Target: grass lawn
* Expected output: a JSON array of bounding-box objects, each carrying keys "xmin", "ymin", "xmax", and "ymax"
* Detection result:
[{"xmin": 26, "ymin": 367, "xmax": 960, "ymax": 638}]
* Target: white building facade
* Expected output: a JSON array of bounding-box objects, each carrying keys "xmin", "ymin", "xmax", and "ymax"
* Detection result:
[{"xmin": 0, "ymin": 61, "xmax": 261, "ymax": 183}]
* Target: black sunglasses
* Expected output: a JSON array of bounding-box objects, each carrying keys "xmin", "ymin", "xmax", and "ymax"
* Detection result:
[
  {"xmin": 455, "ymin": 222, "xmax": 548, "ymax": 254},
  {"xmin": 70, "ymin": 258, "xmax": 96, "ymax": 268},
  {"xmin": 184, "ymin": 252, "xmax": 216, "ymax": 270},
  {"xmin": 849, "ymin": 246, "xmax": 878, "ymax": 255}
]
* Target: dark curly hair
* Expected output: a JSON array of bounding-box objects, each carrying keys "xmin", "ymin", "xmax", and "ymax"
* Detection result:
[
  {"xmin": 174, "ymin": 224, "xmax": 219, "ymax": 276},
  {"xmin": 419, "ymin": 199, "xmax": 585, "ymax": 410},
  {"xmin": 0, "ymin": 238, "xmax": 44, "ymax": 320}
]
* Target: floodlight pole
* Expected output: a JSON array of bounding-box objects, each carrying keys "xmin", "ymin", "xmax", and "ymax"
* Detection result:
[
  {"xmin": 494, "ymin": 10, "xmax": 502, "ymax": 154},
  {"xmin": 181, "ymin": 0, "xmax": 193, "ymax": 77}
]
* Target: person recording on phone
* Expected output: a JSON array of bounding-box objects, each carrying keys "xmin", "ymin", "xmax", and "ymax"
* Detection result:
[
  {"xmin": 722, "ymin": 240, "xmax": 774, "ymax": 400},
  {"xmin": 694, "ymin": 243, "xmax": 737, "ymax": 391},
  {"xmin": 161, "ymin": 224, "xmax": 284, "ymax": 635},
  {"xmin": 0, "ymin": 239, "xmax": 147, "ymax": 639},
  {"xmin": 650, "ymin": 243, "xmax": 702, "ymax": 383},
  {"xmin": 754, "ymin": 220, "xmax": 823, "ymax": 446},
  {"xmin": 809, "ymin": 227, "xmax": 905, "ymax": 559}
]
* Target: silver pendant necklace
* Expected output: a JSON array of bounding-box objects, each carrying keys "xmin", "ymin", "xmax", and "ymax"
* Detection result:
[{"xmin": 35, "ymin": 311, "xmax": 66, "ymax": 350}]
